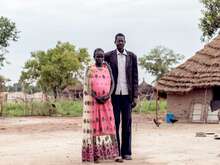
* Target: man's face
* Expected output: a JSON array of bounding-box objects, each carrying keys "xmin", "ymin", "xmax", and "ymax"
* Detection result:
[
  {"xmin": 94, "ymin": 50, "xmax": 104, "ymax": 65},
  {"xmin": 115, "ymin": 36, "xmax": 126, "ymax": 51}
]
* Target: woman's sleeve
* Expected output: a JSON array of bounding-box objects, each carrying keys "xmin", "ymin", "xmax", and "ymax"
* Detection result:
[{"xmin": 106, "ymin": 63, "xmax": 115, "ymax": 96}]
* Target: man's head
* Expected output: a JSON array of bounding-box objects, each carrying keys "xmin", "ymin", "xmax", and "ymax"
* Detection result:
[
  {"xmin": 114, "ymin": 33, "xmax": 126, "ymax": 52},
  {"xmin": 93, "ymin": 48, "xmax": 104, "ymax": 66}
]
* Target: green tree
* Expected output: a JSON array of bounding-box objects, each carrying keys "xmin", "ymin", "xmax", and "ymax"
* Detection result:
[
  {"xmin": 0, "ymin": 75, "xmax": 10, "ymax": 92},
  {"xmin": 6, "ymin": 82, "xmax": 22, "ymax": 92},
  {"xmin": 139, "ymin": 46, "xmax": 184, "ymax": 81},
  {"xmin": 199, "ymin": 0, "xmax": 220, "ymax": 41},
  {"xmin": 20, "ymin": 42, "xmax": 90, "ymax": 99},
  {"xmin": 0, "ymin": 16, "xmax": 19, "ymax": 67}
]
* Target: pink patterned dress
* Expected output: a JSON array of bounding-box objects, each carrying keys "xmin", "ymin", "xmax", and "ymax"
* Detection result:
[{"xmin": 82, "ymin": 63, "xmax": 119, "ymax": 162}]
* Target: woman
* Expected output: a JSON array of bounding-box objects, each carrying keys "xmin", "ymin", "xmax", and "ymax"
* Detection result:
[{"xmin": 82, "ymin": 48, "xmax": 121, "ymax": 163}]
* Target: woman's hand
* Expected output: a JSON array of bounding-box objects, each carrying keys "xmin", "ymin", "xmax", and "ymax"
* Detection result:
[
  {"xmin": 95, "ymin": 96, "xmax": 105, "ymax": 104},
  {"xmin": 103, "ymin": 95, "xmax": 110, "ymax": 101},
  {"xmin": 92, "ymin": 91, "xmax": 104, "ymax": 104},
  {"xmin": 91, "ymin": 91, "xmax": 96, "ymax": 98},
  {"xmin": 95, "ymin": 95, "xmax": 110, "ymax": 104}
]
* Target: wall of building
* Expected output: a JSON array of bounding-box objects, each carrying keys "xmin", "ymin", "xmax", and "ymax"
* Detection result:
[{"xmin": 167, "ymin": 88, "xmax": 212, "ymax": 122}]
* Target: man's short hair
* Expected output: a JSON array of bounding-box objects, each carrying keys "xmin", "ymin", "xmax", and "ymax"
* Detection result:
[{"xmin": 115, "ymin": 33, "xmax": 125, "ymax": 41}]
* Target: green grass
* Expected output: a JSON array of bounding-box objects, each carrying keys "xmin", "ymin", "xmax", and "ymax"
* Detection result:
[
  {"xmin": 53, "ymin": 100, "xmax": 83, "ymax": 117},
  {"xmin": 3, "ymin": 100, "xmax": 83, "ymax": 117},
  {"xmin": 3, "ymin": 102, "xmax": 26, "ymax": 117},
  {"xmin": 133, "ymin": 100, "xmax": 167, "ymax": 114},
  {"xmin": 2, "ymin": 99, "xmax": 166, "ymax": 117}
]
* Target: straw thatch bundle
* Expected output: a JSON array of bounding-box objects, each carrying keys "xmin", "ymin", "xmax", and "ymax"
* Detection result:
[{"xmin": 156, "ymin": 35, "xmax": 220, "ymax": 93}]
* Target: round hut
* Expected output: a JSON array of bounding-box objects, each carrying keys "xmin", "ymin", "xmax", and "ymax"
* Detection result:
[
  {"xmin": 138, "ymin": 78, "xmax": 154, "ymax": 100},
  {"xmin": 62, "ymin": 82, "xmax": 83, "ymax": 100},
  {"xmin": 156, "ymin": 35, "xmax": 220, "ymax": 123}
]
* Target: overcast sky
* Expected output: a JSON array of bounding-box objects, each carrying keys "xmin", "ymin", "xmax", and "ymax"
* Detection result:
[{"xmin": 1, "ymin": 0, "xmax": 204, "ymax": 85}]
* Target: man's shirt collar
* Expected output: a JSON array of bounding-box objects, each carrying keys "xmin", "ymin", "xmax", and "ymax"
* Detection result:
[{"xmin": 116, "ymin": 49, "xmax": 127, "ymax": 56}]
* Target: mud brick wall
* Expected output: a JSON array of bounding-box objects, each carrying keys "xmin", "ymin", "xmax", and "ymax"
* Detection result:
[{"xmin": 167, "ymin": 88, "xmax": 212, "ymax": 121}]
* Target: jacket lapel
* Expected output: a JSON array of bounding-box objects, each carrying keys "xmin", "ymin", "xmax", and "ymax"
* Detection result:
[
  {"xmin": 125, "ymin": 51, "xmax": 130, "ymax": 72},
  {"xmin": 112, "ymin": 50, "xmax": 118, "ymax": 74}
]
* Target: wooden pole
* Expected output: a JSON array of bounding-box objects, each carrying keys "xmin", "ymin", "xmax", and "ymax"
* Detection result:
[
  {"xmin": 0, "ymin": 92, "xmax": 2, "ymax": 116},
  {"xmin": 155, "ymin": 89, "xmax": 159, "ymax": 120},
  {"xmin": 204, "ymin": 87, "xmax": 207, "ymax": 123}
]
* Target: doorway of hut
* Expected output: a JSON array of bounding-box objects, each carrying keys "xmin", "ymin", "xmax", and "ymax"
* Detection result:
[
  {"xmin": 207, "ymin": 86, "xmax": 220, "ymax": 123},
  {"xmin": 191, "ymin": 87, "xmax": 220, "ymax": 123},
  {"xmin": 212, "ymin": 86, "xmax": 220, "ymax": 100}
]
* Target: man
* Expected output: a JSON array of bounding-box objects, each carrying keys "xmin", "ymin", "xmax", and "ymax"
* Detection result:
[{"xmin": 104, "ymin": 33, "xmax": 138, "ymax": 161}]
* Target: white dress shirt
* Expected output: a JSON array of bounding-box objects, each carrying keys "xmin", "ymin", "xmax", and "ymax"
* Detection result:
[{"xmin": 115, "ymin": 49, "xmax": 129, "ymax": 95}]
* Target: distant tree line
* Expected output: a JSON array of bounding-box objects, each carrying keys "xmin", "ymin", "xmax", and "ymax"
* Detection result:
[{"xmin": 5, "ymin": 83, "xmax": 41, "ymax": 94}]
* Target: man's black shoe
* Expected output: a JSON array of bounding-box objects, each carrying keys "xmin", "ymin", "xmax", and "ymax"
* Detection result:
[{"xmin": 122, "ymin": 155, "xmax": 132, "ymax": 160}]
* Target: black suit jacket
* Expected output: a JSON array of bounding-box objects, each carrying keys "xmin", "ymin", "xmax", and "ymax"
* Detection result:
[{"xmin": 104, "ymin": 50, "xmax": 138, "ymax": 102}]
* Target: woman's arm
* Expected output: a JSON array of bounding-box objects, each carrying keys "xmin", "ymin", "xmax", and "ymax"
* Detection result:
[{"xmin": 105, "ymin": 62, "xmax": 115, "ymax": 97}]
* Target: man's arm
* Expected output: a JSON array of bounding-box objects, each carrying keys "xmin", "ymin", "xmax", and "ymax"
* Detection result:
[{"xmin": 132, "ymin": 53, "xmax": 139, "ymax": 101}]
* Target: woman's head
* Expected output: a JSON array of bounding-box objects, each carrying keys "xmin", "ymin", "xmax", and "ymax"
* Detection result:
[{"xmin": 93, "ymin": 48, "xmax": 104, "ymax": 66}]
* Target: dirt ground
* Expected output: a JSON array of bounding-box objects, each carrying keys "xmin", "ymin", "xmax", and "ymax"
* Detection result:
[{"xmin": 0, "ymin": 115, "xmax": 220, "ymax": 165}]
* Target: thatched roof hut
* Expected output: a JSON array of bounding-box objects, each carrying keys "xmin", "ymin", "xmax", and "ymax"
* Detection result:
[
  {"xmin": 156, "ymin": 35, "xmax": 220, "ymax": 123},
  {"xmin": 157, "ymin": 35, "xmax": 220, "ymax": 93},
  {"xmin": 138, "ymin": 78, "xmax": 154, "ymax": 100},
  {"xmin": 62, "ymin": 82, "xmax": 83, "ymax": 99}
]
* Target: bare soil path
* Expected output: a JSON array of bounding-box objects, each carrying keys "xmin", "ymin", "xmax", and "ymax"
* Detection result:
[{"xmin": 0, "ymin": 115, "xmax": 220, "ymax": 165}]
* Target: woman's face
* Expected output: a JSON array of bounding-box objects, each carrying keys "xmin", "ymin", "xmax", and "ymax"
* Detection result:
[{"xmin": 94, "ymin": 50, "xmax": 104, "ymax": 66}]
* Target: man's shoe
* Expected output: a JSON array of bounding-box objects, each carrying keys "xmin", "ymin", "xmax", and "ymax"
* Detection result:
[
  {"xmin": 115, "ymin": 157, "xmax": 124, "ymax": 163},
  {"xmin": 122, "ymin": 155, "xmax": 132, "ymax": 160}
]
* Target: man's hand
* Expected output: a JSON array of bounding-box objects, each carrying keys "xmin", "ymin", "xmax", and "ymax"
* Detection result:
[{"xmin": 131, "ymin": 98, "xmax": 138, "ymax": 108}]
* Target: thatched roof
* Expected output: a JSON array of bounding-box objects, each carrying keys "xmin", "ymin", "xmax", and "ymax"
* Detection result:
[
  {"xmin": 138, "ymin": 78, "xmax": 154, "ymax": 94},
  {"xmin": 156, "ymin": 35, "xmax": 220, "ymax": 93},
  {"xmin": 63, "ymin": 82, "xmax": 83, "ymax": 92}
]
